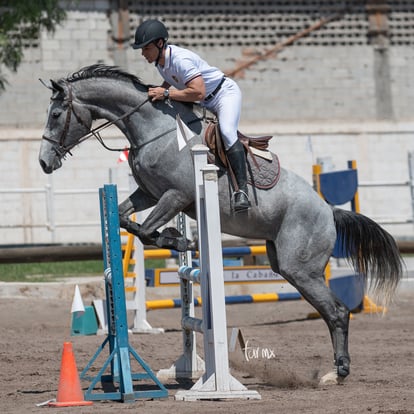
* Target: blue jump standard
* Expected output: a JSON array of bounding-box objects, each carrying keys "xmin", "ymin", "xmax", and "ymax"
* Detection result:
[{"xmin": 80, "ymin": 185, "xmax": 167, "ymax": 402}]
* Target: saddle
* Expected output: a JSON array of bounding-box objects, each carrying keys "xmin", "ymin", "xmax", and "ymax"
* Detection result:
[{"xmin": 203, "ymin": 121, "xmax": 281, "ymax": 190}]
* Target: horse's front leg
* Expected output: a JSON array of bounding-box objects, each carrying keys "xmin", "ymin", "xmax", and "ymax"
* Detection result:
[
  {"xmin": 139, "ymin": 189, "xmax": 193, "ymax": 251},
  {"xmin": 118, "ymin": 187, "xmax": 160, "ymax": 245},
  {"xmin": 119, "ymin": 187, "xmax": 193, "ymax": 251}
]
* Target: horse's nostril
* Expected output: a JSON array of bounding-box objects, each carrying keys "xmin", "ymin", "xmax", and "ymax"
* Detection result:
[{"xmin": 39, "ymin": 159, "xmax": 53, "ymax": 174}]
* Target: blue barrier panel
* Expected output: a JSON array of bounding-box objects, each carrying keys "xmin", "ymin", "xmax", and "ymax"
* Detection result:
[
  {"xmin": 329, "ymin": 274, "xmax": 365, "ymax": 311},
  {"xmin": 319, "ymin": 169, "xmax": 358, "ymax": 206}
]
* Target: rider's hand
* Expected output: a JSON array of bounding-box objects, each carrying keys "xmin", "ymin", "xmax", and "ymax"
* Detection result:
[{"xmin": 148, "ymin": 87, "xmax": 167, "ymax": 102}]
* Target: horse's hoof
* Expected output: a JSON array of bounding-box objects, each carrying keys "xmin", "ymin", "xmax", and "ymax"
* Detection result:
[
  {"xmin": 156, "ymin": 235, "xmax": 188, "ymax": 252},
  {"xmin": 336, "ymin": 356, "xmax": 350, "ymax": 378},
  {"xmin": 155, "ymin": 227, "xmax": 188, "ymax": 251},
  {"xmin": 319, "ymin": 371, "xmax": 344, "ymax": 386},
  {"xmin": 337, "ymin": 365, "xmax": 350, "ymax": 378},
  {"xmin": 187, "ymin": 239, "xmax": 198, "ymax": 251},
  {"xmin": 174, "ymin": 237, "xmax": 189, "ymax": 252}
]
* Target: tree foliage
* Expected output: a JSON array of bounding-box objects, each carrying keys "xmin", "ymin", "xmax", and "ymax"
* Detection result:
[{"xmin": 0, "ymin": 0, "xmax": 66, "ymax": 91}]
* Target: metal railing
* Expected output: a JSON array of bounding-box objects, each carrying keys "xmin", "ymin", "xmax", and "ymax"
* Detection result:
[
  {"xmin": 358, "ymin": 151, "xmax": 414, "ymax": 225},
  {"xmin": 0, "ymin": 180, "xmax": 129, "ymax": 243}
]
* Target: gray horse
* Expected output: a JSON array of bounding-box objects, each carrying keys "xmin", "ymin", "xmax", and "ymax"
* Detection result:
[{"xmin": 39, "ymin": 64, "xmax": 402, "ymax": 385}]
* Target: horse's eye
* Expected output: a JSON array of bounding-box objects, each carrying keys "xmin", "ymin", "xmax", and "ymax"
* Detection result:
[{"xmin": 52, "ymin": 110, "xmax": 60, "ymax": 118}]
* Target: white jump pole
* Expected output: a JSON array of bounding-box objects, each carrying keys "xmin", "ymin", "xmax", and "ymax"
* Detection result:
[
  {"xmin": 157, "ymin": 211, "xmax": 205, "ymax": 380},
  {"xmin": 173, "ymin": 144, "xmax": 261, "ymax": 401}
]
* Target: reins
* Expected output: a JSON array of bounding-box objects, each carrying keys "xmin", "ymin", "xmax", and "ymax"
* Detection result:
[
  {"xmin": 78, "ymin": 97, "xmax": 150, "ymax": 152},
  {"xmin": 87, "ymin": 100, "xmax": 201, "ymax": 153},
  {"xmin": 44, "ymin": 80, "xmax": 203, "ymax": 157}
]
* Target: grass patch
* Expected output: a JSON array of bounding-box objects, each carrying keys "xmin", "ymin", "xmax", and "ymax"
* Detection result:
[
  {"xmin": 0, "ymin": 261, "xmax": 103, "ymax": 282},
  {"xmin": 0, "ymin": 258, "xmax": 168, "ymax": 282}
]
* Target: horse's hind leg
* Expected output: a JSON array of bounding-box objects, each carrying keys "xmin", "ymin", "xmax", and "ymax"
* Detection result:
[{"xmin": 266, "ymin": 240, "xmax": 351, "ymax": 383}]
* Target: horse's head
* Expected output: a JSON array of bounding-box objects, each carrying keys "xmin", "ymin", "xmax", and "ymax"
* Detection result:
[{"xmin": 39, "ymin": 79, "xmax": 92, "ymax": 174}]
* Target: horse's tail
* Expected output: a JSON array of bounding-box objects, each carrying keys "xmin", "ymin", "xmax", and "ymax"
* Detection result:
[{"xmin": 333, "ymin": 208, "xmax": 403, "ymax": 306}]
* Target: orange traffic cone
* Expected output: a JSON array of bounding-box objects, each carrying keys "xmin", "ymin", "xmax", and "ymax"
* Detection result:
[{"xmin": 49, "ymin": 342, "xmax": 93, "ymax": 407}]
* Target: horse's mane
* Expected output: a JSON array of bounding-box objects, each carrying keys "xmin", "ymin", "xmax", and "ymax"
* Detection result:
[
  {"xmin": 65, "ymin": 64, "xmax": 146, "ymax": 88},
  {"xmin": 63, "ymin": 63, "xmax": 199, "ymax": 111}
]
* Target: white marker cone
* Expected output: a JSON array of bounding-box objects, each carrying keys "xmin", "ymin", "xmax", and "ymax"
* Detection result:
[{"xmin": 71, "ymin": 285, "xmax": 85, "ymax": 317}]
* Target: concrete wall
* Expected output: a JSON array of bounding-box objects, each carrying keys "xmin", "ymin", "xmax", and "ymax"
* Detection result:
[
  {"xmin": 3, "ymin": 2, "xmax": 414, "ymax": 126},
  {"xmin": 0, "ymin": 2, "xmax": 413, "ymax": 245}
]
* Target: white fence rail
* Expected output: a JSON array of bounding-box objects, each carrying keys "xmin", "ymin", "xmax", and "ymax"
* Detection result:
[
  {"xmin": 358, "ymin": 151, "xmax": 414, "ymax": 225},
  {"xmin": 0, "ymin": 180, "xmax": 129, "ymax": 243}
]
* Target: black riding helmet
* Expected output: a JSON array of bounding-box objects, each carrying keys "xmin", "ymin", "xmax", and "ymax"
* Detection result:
[{"xmin": 132, "ymin": 19, "xmax": 169, "ymax": 49}]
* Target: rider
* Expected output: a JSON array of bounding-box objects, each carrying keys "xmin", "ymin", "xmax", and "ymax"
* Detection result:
[{"xmin": 132, "ymin": 19, "xmax": 250, "ymax": 212}]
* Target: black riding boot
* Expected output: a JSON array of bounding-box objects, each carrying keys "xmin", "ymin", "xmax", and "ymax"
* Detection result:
[{"xmin": 226, "ymin": 140, "xmax": 251, "ymax": 212}]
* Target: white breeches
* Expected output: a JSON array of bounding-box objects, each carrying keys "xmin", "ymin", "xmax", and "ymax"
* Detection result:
[{"xmin": 203, "ymin": 77, "xmax": 242, "ymax": 150}]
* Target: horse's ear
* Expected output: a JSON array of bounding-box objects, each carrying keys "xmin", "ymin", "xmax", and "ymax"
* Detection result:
[
  {"xmin": 39, "ymin": 78, "xmax": 53, "ymax": 90},
  {"xmin": 50, "ymin": 79, "xmax": 64, "ymax": 93}
]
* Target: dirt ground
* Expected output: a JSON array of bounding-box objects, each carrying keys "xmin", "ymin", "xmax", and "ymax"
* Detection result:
[{"xmin": 1, "ymin": 287, "xmax": 414, "ymax": 414}]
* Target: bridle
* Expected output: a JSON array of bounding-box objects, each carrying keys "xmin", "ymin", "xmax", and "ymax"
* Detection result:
[
  {"xmin": 43, "ymin": 81, "xmax": 202, "ymax": 159},
  {"xmin": 42, "ymin": 81, "xmax": 151, "ymax": 158}
]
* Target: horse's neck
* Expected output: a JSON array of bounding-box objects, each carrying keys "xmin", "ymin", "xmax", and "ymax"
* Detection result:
[
  {"xmin": 75, "ymin": 79, "xmax": 151, "ymax": 142},
  {"xmin": 75, "ymin": 79, "xmax": 205, "ymax": 147}
]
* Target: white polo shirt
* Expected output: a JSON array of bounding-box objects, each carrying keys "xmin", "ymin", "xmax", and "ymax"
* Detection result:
[{"xmin": 157, "ymin": 45, "xmax": 224, "ymax": 98}]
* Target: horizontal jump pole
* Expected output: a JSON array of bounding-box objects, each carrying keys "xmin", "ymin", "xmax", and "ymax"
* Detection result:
[
  {"xmin": 0, "ymin": 244, "xmax": 265, "ymax": 264},
  {"xmin": 1, "ymin": 241, "xmax": 412, "ymax": 264},
  {"xmin": 0, "ymin": 243, "xmax": 103, "ymax": 264},
  {"xmin": 146, "ymin": 291, "xmax": 303, "ymax": 310},
  {"xmin": 144, "ymin": 245, "xmax": 267, "ymax": 259}
]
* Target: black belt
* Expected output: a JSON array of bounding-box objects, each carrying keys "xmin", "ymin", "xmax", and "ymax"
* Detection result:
[{"xmin": 204, "ymin": 77, "xmax": 226, "ymax": 102}]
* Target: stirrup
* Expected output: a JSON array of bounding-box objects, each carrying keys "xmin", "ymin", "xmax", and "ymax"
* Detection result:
[{"xmin": 233, "ymin": 190, "xmax": 251, "ymax": 212}]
